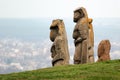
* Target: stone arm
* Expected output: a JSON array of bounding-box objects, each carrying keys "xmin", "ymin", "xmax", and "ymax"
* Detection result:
[
  {"xmin": 73, "ymin": 26, "xmax": 80, "ymax": 40},
  {"xmin": 51, "ymin": 44, "xmax": 56, "ymax": 58},
  {"xmin": 80, "ymin": 30, "xmax": 87, "ymax": 40},
  {"xmin": 74, "ymin": 37, "xmax": 82, "ymax": 46},
  {"xmin": 79, "ymin": 24, "xmax": 89, "ymax": 41},
  {"xmin": 73, "ymin": 26, "xmax": 83, "ymax": 46}
]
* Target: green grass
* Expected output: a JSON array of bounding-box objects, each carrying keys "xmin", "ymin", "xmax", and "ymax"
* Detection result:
[{"xmin": 0, "ymin": 59, "xmax": 120, "ymax": 80}]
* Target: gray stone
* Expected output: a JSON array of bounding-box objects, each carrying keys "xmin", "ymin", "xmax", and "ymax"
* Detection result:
[
  {"xmin": 50, "ymin": 19, "xmax": 70, "ymax": 66},
  {"xmin": 73, "ymin": 7, "xmax": 89, "ymax": 64}
]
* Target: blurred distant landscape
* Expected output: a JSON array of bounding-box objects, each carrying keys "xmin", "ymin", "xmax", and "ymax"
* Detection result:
[{"xmin": 0, "ymin": 18, "xmax": 120, "ymax": 74}]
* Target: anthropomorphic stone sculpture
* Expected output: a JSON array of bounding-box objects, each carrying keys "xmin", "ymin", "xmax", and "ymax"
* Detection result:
[
  {"xmin": 97, "ymin": 40, "xmax": 111, "ymax": 62},
  {"xmin": 50, "ymin": 19, "xmax": 70, "ymax": 66},
  {"xmin": 88, "ymin": 18, "xmax": 94, "ymax": 63},
  {"xmin": 73, "ymin": 7, "xmax": 89, "ymax": 64}
]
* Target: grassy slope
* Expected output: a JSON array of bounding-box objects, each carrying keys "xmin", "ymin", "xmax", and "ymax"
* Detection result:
[{"xmin": 0, "ymin": 59, "xmax": 120, "ymax": 80}]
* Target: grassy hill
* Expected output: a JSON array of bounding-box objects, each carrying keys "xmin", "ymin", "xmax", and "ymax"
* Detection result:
[{"xmin": 0, "ymin": 59, "xmax": 120, "ymax": 80}]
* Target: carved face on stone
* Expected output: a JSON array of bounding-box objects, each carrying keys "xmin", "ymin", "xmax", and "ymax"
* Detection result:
[
  {"xmin": 74, "ymin": 8, "xmax": 84, "ymax": 22},
  {"xmin": 50, "ymin": 19, "xmax": 64, "ymax": 42},
  {"xmin": 50, "ymin": 26, "xmax": 58, "ymax": 42}
]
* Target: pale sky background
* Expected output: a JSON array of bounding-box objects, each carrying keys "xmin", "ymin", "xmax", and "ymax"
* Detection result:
[{"xmin": 0, "ymin": 0, "xmax": 120, "ymax": 18}]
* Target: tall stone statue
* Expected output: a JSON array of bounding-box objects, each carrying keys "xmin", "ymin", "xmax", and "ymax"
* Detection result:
[
  {"xmin": 50, "ymin": 19, "xmax": 70, "ymax": 66},
  {"xmin": 73, "ymin": 7, "xmax": 89, "ymax": 64},
  {"xmin": 88, "ymin": 18, "xmax": 94, "ymax": 63},
  {"xmin": 97, "ymin": 40, "xmax": 111, "ymax": 62}
]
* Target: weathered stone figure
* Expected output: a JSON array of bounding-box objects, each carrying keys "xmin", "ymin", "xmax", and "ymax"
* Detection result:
[
  {"xmin": 73, "ymin": 7, "xmax": 89, "ymax": 64},
  {"xmin": 97, "ymin": 40, "xmax": 111, "ymax": 62},
  {"xmin": 50, "ymin": 19, "xmax": 70, "ymax": 66},
  {"xmin": 88, "ymin": 18, "xmax": 94, "ymax": 63}
]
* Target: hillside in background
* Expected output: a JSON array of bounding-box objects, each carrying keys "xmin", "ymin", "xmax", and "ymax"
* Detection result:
[{"xmin": 0, "ymin": 59, "xmax": 120, "ymax": 80}]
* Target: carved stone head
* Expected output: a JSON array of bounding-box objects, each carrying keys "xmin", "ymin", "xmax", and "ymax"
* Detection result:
[
  {"xmin": 50, "ymin": 19, "xmax": 63, "ymax": 42},
  {"xmin": 73, "ymin": 7, "xmax": 88, "ymax": 22}
]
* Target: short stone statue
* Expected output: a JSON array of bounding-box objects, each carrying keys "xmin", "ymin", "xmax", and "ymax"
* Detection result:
[
  {"xmin": 73, "ymin": 7, "xmax": 89, "ymax": 64},
  {"xmin": 97, "ymin": 40, "xmax": 111, "ymax": 62},
  {"xmin": 50, "ymin": 19, "xmax": 70, "ymax": 66}
]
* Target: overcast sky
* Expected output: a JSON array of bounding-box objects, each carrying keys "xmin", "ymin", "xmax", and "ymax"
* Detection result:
[{"xmin": 0, "ymin": 0, "xmax": 120, "ymax": 18}]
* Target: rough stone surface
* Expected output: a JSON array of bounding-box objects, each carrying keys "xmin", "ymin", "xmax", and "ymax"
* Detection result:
[
  {"xmin": 97, "ymin": 40, "xmax": 111, "ymax": 62},
  {"xmin": 73, "ymin": 7, "xmax": 89, "ymax": 64},
  {"xmin": 88, "ymin": 18, "xmax": 94, "ymax": 63},
  {"xmin": 50, "ymin": 19, "xmax": 70, "ymax": 66}
]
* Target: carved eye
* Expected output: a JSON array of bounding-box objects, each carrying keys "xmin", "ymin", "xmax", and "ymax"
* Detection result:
[{"xmin": 50, "ymin": 26, "xmax": 58, "ymax": 30}]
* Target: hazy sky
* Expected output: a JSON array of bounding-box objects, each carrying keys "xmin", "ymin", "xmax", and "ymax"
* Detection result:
[{"xmin": 0, "ymin": 0, "xmax": 120, "ymax": 18}]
